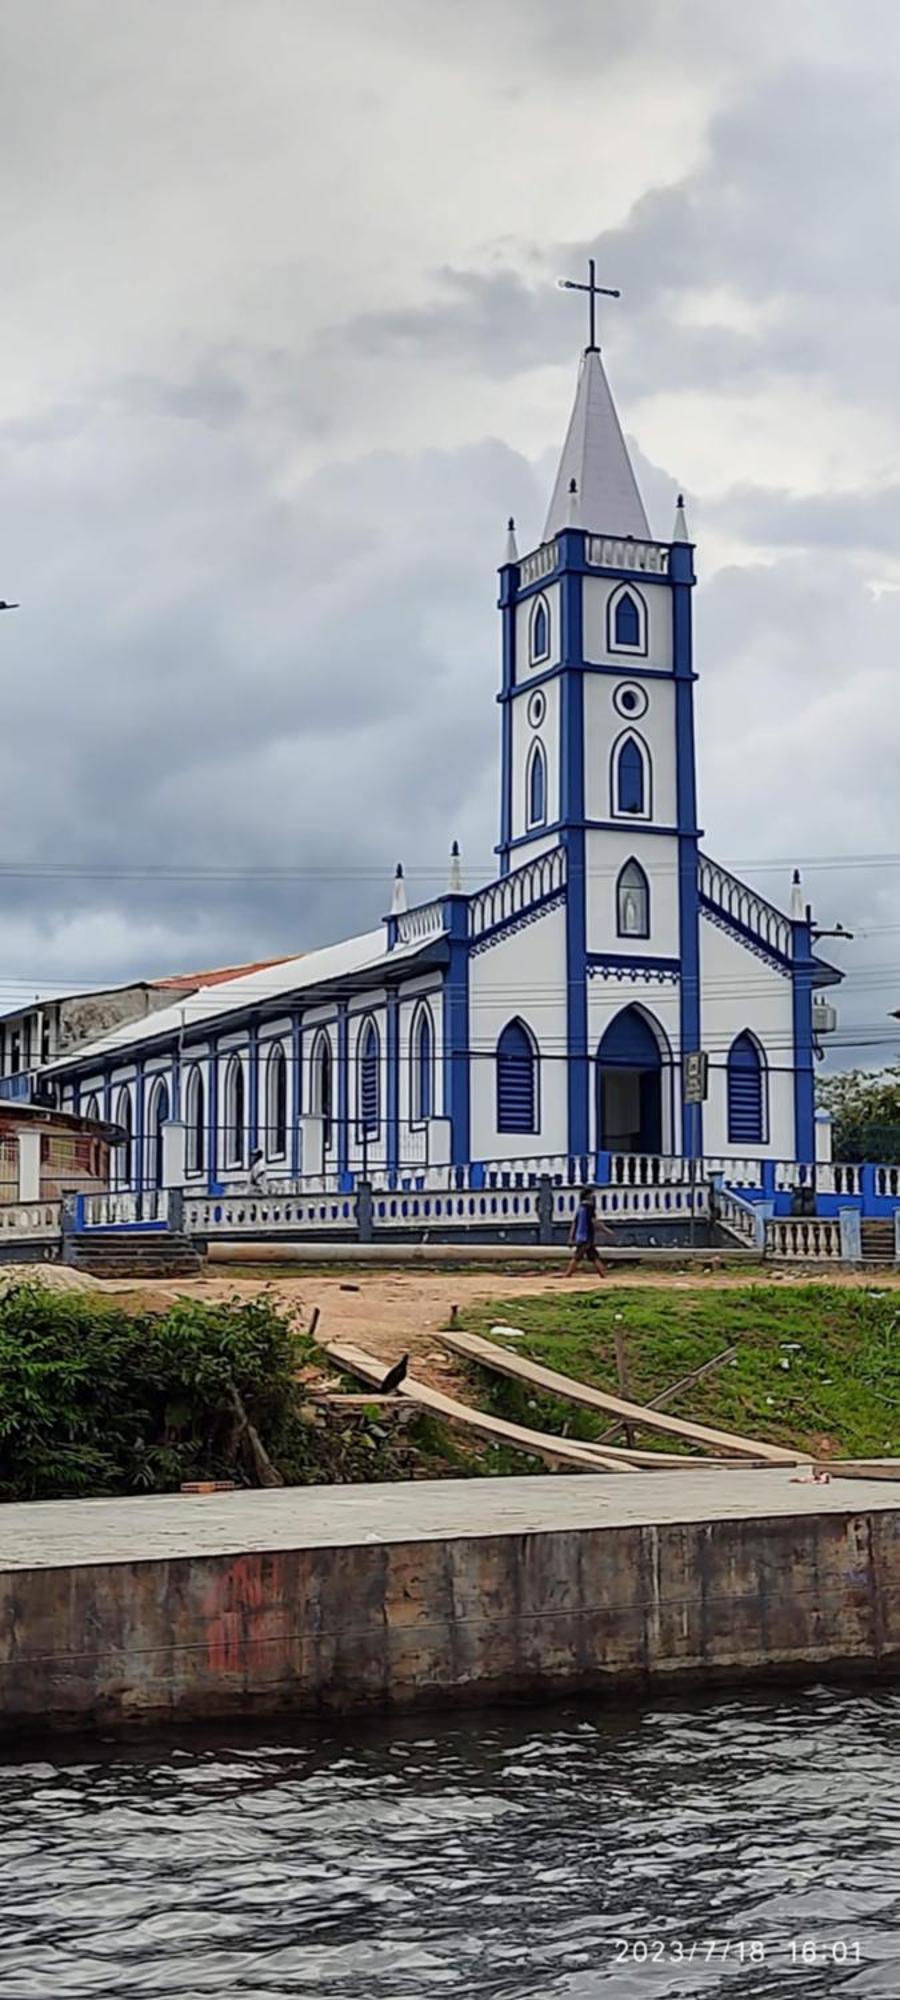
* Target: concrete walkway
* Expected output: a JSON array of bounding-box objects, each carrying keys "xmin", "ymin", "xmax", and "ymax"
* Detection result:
[{"xmin": 1, "ymin": 1466, "xmax": 898, "ymax": 1571}]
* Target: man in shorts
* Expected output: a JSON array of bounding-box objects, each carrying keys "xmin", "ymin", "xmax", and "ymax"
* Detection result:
[{"xmin": 564, "ymin": 1184, "xmax": 609, "ymax": 1278}]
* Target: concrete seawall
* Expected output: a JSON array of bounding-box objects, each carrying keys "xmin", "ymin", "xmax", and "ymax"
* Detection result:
[{"xmin": 0, "ymin": 1472, "xmax": 897, "ymax": 1732}]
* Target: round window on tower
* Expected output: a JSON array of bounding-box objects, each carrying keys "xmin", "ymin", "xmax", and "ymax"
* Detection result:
[
  {"xmin": 527, "ymin": 691, "xmax": 546, "ymax": 729},
  {"xmin": 613, "ymin": 682, "xmax": 648, "ymax": 720}
]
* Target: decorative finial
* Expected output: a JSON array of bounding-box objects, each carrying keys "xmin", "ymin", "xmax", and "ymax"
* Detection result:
[
  {"xmin": 567, "ymin": 475, "xmax": 579, "ymax": 524},
  {"xmin": 504, "ymin": 515, "xmax": 519, "ymax": 564},
  {"xmin": 390, "ymin": 862, "xmax": 408, "ymax": 916},
  {"xmin": 790, "ymin": 868, "xmax": 804, "ymax": 921},
  {"xmin": 672, "ymin": 492, "xmax": 690, "ymax": 543},
  {"xmin": 557, "ymin": 257, "xmax": 620, "ymax": 352},
  {"xmin": 449, "ymin": 840, "xmax": 462, "ymax": 894}
]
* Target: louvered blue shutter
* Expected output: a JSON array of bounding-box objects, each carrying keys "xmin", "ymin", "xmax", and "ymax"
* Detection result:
[
  {"xmin": 360, "ymin": 1025, "xmax": 379, "ymax": 1132},
  {"xmin": 727, "ymin": 1034, "xmax": 764, "ymax": 1143},
  {"xmin": 497, "ymin": 1021, "xmax": 536, "ymax": 1133}
]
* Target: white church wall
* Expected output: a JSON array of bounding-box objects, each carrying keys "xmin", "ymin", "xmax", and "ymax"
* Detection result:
[
  {"xmin": 398, "ymin": 982, "xmax": 444, "ymax": 1165},
  {"xmin": 587, "ymin": 981, "xmax": 681, "ymax": 1155},
  {"xmin": 514, "ymin": 582, "xmax": 561, "ymax": 685},
  {"xmin": 585, "ymin": 829, "xmax": 681, "ymax": 959},
  {"xmin": 699, "ymin": 914, "xmax": 796, "ymax": 1158},
  {"xmin": 583, "ymin": 675, "xmax": 677, "ymax": 826},
  {"xmin": 582, "ymin": 576, "xmax": 673, "ymax": 671},
  {"xmin": 469, "ymin": 903, "xmax": 568, "ymax": 1160}
]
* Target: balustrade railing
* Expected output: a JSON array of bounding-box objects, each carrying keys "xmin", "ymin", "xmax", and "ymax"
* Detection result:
[
  {"xmin": 607, "ymin": 1152, "xmax": 687, "ymax": 1188},
  {"xmin": 716, "ymin": 1187, "xmax": 762, "ymax": 1247},
  {"xmin": 394, "ymin": 900, "xmax": 447, "ymax": 946},
  {"xmin": 585, "ymin": 534, "xmax": 670, "ymax": 575},
  {"xmin": 765, "ymin": 1216, "xmax": 842, "ymax": 1261},
  {"xmin": 0, "ymin": 1199, "xmax": 61, "ymax": 1239},
  {"xmin": 469, "ymin": 847, "xmax": 566, "ymax": 941},
  {"xmin": 184, "ymin": 1192, "xmax": 357, "ymax": 1235},
  {"xmin": 518, "ymin": 541, "xmax": 559, "ymax": 587},
  {"xmin": 698, "ymin": 854, "xmax": 793, "ymax": 959}
]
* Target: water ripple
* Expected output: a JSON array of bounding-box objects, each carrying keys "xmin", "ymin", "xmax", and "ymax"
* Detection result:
[{"xmin": 0, "ymin": 1685, "xmax": 896, "ymax": 1997}]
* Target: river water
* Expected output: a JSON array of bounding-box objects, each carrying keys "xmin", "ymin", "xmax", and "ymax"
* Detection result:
[{"xmin": 0, "ymin": 1685, "xmax": 896, "ymax": 1999}]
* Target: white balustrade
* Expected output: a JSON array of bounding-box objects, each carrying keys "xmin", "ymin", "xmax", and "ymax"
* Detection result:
[
  {"xmin": 817, "ymin": 1163, "xmax": 862, "ymax": 1197},
  {"xmin": 470, "ymin": 846, "xmax": 566, "ymax": 942},
  {"xmin": 395, "ymin": 900, "xmax": 447, "ymax": 945},
  {"xmin": 765, "ymin": 1216, "xmax": 842, "ymax": 1262},
  {"xmin": 184, "ymin": 1193, "xmax": 357, "ymax": 1235},
  {"xmin": 716, "ymin": 1188, "xmax": 760, "ymax": 1247},
  {"xmin": 875, "ymin": 1165, "xmax": 900, "ymax": 1198},
  {"xmin": 608, "ymin": 1153, "xmax": 687, "ymax": 1188},
  {"xmin": 518, "ymin": 541, "xmax": 560, "ymax": 587},
  {"xmin": 555, "ymin": 1184, "xmax": 709, "ymax": 1222},
  {"xmin": 80, "ymin": 1190, "xmax": 170, "ymax": 1229},
  {"xmin": 373, "ymin": 1188, "xmax": 540, "ymax": 1229},
  {"xmin": 698, "ymin": 853, "xmax": 792, "ymax": 959},
  {"xmin": 0, "ymin": 1200, "xmax": 61, "ymax": 1240},
  {"xmin": 585, "ymin": 535, "xmax": 670, "ymax": 575}
]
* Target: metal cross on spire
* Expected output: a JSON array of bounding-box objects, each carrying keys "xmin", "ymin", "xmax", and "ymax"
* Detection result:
[{"xmin": 557, "ymin": 258, "xmax": 620, "ymax": 352}]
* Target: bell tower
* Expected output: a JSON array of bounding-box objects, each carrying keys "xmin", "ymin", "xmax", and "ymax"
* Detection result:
[{"xmin": 497, "ymin": 273, "xmax": 701, "ymax": 1156}]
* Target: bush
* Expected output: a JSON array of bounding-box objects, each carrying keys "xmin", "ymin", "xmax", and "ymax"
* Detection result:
[{"xmin": 0, "ymin": 1284, "xmax": 327, "ymax": 1500}]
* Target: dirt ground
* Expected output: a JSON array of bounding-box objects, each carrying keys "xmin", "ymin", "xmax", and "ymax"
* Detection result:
[{"xmin": 59, "ymin": 1258, "xmax": 900, "ymax": 1394}]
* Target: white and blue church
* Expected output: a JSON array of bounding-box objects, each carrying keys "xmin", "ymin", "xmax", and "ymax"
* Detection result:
[{"xmin": 46, "ymin": 301, "xmax": 842, "ymax": 1197}]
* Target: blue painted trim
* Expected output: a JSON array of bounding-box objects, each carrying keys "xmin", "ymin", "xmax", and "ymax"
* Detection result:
[
  {"xmin": 207, "ymin": 1045, "xmax": 219, "ymax": 1193},
  {"xmin": 469, "ymin": 885, "xmax": 566, "ymax": 952},
  {"xmin": 291, "ymin": 1013, "xmax": 302, "ymax": 1174},
  {"xmin": 386, "ymin": 990, "xmax": 399, "ymax": 1175},
  {"xmin": 134, "ymin": 1060, "xmax": 146, "ymax": 1209},
  {"xmin": 497, "ymin": 662, "xmax": 691, "ymax": 704},
  {"xmin": 337, "ymin": 1002, "xmax": 349, "ymax": 1177},
  {"xmin": 528, "ymin": 593, "xmax": 551, "ymax": 665},
  {"xmin": 248, "ymin": 1019, "xmax": 259, "ymax": 1152},
  {"xmin": 386, "ymin": 914, "xmax": 399, "ymax": 949},
  {"xmin": 792, "ymin": 918, "xmax": 816, "ymax": 1163},
  {"xmin": 498, "ymin": 554, "xmax": 518, "ymax": 871},
  {"xmin": 588, "ymin": 951, "xmax": 680, "ymax": 975},
  {"xmin": 698, "ymin": 896, "xmax": 792, "ymax": 973},
  {"xmin": 443, "ymin": 897, "xmax": 470, "ymax": 1165},
  {"xmin": 498, "ymin": 817, "xmax": 694, "ymax": 859},
  {"xmin": 671, "ymin": 543, "xmax": 702, "ymax": 1156}
]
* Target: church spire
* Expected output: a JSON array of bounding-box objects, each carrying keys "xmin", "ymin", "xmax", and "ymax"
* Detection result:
[{"xmin": 543, "ymin": 347, "xmax": 650, "ymax": 542}]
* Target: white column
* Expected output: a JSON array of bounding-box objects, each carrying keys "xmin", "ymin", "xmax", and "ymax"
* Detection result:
[
  {"xmin": 161, "ymin": 1119, "xmax": 186, "ymax": 1189},
  {"xmin": 298, "ymin": 1115, "xmax": 324, "ymax": 1178},
  {"xmin": 17, "ymin": 1127, "xmax": 41, "ymax": 1203}
]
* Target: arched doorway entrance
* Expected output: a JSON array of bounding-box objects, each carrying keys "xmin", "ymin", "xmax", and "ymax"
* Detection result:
[
  {"xmin": 146, "ymin": 1078, "xmax": 170, "ymax": 1190},
  {"xmin": 596, "ymin": 1006, "xmax": 664, "ymax": 1155}
]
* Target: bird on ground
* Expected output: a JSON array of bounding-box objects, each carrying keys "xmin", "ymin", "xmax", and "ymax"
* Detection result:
[{"xmin": 378, "ymin": 1354, "xmax": 410, "ymax": 1394}]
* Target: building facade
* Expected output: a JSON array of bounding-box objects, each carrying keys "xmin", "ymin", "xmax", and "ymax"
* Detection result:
[{"xmin": 42, "ymin": 330, "xmax": 841, "ymax": 1192}]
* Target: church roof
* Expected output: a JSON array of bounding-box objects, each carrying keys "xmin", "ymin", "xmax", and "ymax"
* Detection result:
[
  {"xmin": 43, "ymin": 927, "xmax": 440, "ymax": 1070},
  {"xmin": 543, "ymin": 347, "xmax": 650, "ymax": 542}
]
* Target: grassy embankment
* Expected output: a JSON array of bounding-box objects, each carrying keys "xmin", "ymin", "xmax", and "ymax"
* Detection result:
[{"xmin": 456, "ymin": 1284, "xmax": 900, "ymax": 1461}]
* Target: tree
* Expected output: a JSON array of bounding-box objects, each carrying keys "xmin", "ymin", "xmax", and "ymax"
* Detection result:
[{"xmin": 817, "ymin": 1065, "xmax": 900, "ymax": 1163}]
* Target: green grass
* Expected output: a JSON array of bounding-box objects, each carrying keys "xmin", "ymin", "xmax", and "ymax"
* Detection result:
[{"xmin": 455, "ymin": 1285, "xmax": 900, "ymax": 1460}]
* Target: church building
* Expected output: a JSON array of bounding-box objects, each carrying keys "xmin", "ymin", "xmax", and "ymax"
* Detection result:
[{"xmin": 45, "ymin": 288, "xmax": 842, "ymax": 1193}]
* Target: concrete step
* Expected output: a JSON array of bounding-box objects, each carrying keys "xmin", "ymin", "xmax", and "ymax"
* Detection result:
[{"xmin": 67, "ymin": 1231, "xmax": 204, "ymax": 1278}]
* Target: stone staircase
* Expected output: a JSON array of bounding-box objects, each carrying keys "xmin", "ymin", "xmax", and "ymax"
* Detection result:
[
  {"xmin": 859, "ymin": 1218, "xmax": 896, "ymax": 1265},
  {"xmin": 66, "ymin": 1230, "xmax": 204, "ymax": 1280}
]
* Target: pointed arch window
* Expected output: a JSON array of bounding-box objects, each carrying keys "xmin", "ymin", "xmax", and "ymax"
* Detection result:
[
  {"xmin": 358, "ymin": 1018, "xmax": 380, "ymax": 1134},
  {"xmin": 311, "ymin": 1030, "xmax": 333, "ymax": 1149},
  {"xmin": 612, "ymin": 731, "xmax": 650, "ymax": 817},
  {"xmin": 266, "ymin": 1042, "xmax": 288, "ymax": 1159},
  {"xmin": 146, "ymin": 1076, "xmax": 170, "ymax": 1190},
  {"xmin": 410, "ymin": 1002, "xmax": 434, "ymax": 1123},
  {"xmin": 530, "ymin": 594, "xmax": 550, "ymax": 664},
  {"xmin": 616, "ymin": 858, "xmax": 650, "ymax": 938},
  {"xmin": 185, "ymin": 1064, "xmax": 205, "ymax": 1176},
  {"xmin": 609, "ymin": 583, "xmax": 647, "ymax": 654},
  {"xmin": 223, "ymin": 1055, "xmax": 246, "ymax": 1169},
  {"xmin": 496, "ymin": 1018, "xmax": 539, "ymax": 1134},
  {"xmin": 526, "ymin": 739, "xmax": 547, "ymax": 829},
  {"xmin": 82, "ymin": 1092, "xmax": 100, "ymax": 1124},
  {"xmin": 114, "ymin": 1084, "xmax": 133, "ymax": 1189},
  {"xmin": 727, "ymin": 1032, "xmax": 766, "ymax": 1144}
]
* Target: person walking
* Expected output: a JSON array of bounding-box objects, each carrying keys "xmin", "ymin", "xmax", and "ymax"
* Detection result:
[{"xmin": 565, "ymin": 1184, "xmax": 610, "ymax": 1278}]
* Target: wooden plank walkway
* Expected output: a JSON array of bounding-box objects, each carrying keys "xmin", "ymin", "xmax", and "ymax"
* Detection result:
[{"xmin": 440, "ymin": 1329, "xmax": 806, "ymax": 1465}]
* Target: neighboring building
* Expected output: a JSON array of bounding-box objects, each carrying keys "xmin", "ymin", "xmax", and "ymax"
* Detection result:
[
  {"xmin": 0, "ymin": 1101, "xmax": 122, "ymax": 1205},
  {"xmin": 0, "ymin": 961, "xmax": 291, "ymax": 1101},
  {"xmin": 39, "ymin": 306, "xmax": 842, "ymax": 1193}
]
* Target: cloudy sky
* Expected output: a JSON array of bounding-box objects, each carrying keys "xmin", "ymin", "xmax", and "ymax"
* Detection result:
[{"xmin": 1, "ymin": 0, "xmax": 899, "ymax": 1067}]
